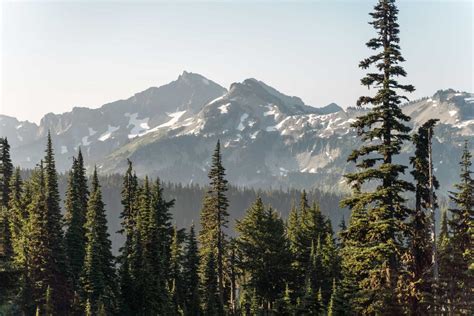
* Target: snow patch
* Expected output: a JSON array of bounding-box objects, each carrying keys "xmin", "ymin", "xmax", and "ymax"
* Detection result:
[
  {"xmin": 125, "ymin": 113, "xmax": 150, "ymax": 139},
  {"xmin": 98, "ymin": 125, "xmax": 120, "ymax": 141},
  {"xmin": 237, "ymin": 113, "xmax": 249, "ymax": 131},
  {"xmin": 218, "ymin": 103, "xmax": 230, "ymax": 114},
  {"xmin": 156, "ymin": 111, "xmax": 187, "ymax": 129},
  {"xmin": 209, "ymin": 95, "xmax": 224, "ymax": 104},
  {"xmin": 449, "ymin": 110, "xmax": 457, "ymax": 117},
  {"xmin": 264, "ymin": 105, "xmax": 279, "ymax": 117},
  {"xmin": 61, "ymin": 146, "xmax": 68, "ymax": 154}
]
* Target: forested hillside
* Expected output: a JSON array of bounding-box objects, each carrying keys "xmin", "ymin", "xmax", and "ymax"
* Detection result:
[{"xmin": 56, "ymin": 173, "xmax": 345, "ymax": 254}]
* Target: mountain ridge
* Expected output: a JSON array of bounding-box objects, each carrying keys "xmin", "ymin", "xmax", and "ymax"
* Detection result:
[{"xmin": 1, "ymin": 72, "xmax": 473, "ymax": 193}]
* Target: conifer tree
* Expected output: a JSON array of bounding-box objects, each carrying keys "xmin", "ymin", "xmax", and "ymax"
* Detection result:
[
  {"xmin": 183, "ymin": 224, "xmax": 200, "ymax": 315},
  {"xmin": 0, "ymin": 137, "xmax": 13, "ymax": 208},
  {"xmin": 340, "ymin": 0, "xmax": 415, "ymax": 313},
  {"xmin": 447, "ymin": 141, "xmax": 473, "ymax": 313},
  {"xmin": 8, "ymin": 168, "xmax": 24, "ymax": 262},
  {"xmin": 132, "ymin": 176, "xmax": 151, "ymax": 314},
  {"xmin": 118, "ymin": 159, "xmax": 139, "ymax": 314},
  {"xmin": 320, "ymin": 233, "xmax": 340, "ymax": 304},
  {"xmin": 10, "ymin": 168, "xmax": 35, "ymax": 314},
  {"xmin": 64, "ymin": 149, "xmax": 89, "ymax": 295},
  {"xmin": 299, "ymin": 278, "xmax": 323, "ymax": 315},
  {"xmin": 0, "ymin": 137, "xmax": 16, "ymax": 307},
  {"xmin": 327, "ymin": 279, "xmax": 350, "ymax": 316},
  {"xmin": 169, "ymin": 225, "xmax": 184, "ymax": 314},
  {"xmin": 79, "ymin": 167, "xmax": 116, "ymax": 314},
  {"xmin": 200, "ymin": 251, "xmax": 221, "ymax": 315},
  {"xmin": 199, "ymin": 140, "xmax": 229, "ymax": 311},
  {"xmin": 288, "ymin": 192, "xmax": 332, "ymax": 299},
  {"xmin": 404, "ymin": 119, "xmax": 439, "ymax": 313},
  {"xmin": 148, "ymin": 178, "xmax": 175, "ymax": 314},
  {"xmin": 151, "ymin": 178, "xmax": 174, "ymax": 281},
  {"xmin": 39, "ymin": 133, "xmax": 71, "ymax": 313},
  {"xmin": 276, "ymin": 283, "xmax": 293, "ymax": 315},
  {"xmin": 22, "ymin": 164, "xmax": 47, "ymax": 313},
  {"xmin": 235, "ymin": 197, "xmax": 291, "ymax": 312},
  {"xmin": 437, "ymin": 207, "xmax": 454, "ymax": 313}
]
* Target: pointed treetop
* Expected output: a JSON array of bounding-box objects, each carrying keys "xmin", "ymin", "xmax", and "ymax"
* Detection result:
[{"xmin": 91, "ymin": 166, "xmax": 99, "ymax": 192}]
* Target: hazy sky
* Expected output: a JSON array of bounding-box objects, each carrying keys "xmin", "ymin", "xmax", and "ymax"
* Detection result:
[{"xmin": 1, "ymin": 0, "xmax": 472, "ymax": 124}]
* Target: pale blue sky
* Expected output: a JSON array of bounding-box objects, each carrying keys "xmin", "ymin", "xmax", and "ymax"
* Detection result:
[{"xmin": 1, "ymin": 0, "xmax": 472, "ymax": 123}]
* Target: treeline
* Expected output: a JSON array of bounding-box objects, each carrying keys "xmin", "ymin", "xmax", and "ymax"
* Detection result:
[
  {"xmin": 17, "ymin": 167, "xmax": 345, "ymax": 256},
  {"xmin": 55, "ymin": 173, "xmax": 344, "ymax": 255}
]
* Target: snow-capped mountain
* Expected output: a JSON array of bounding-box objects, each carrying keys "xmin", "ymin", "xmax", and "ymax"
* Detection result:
[
  {"xmin": 2, "ymin": 71, "xmax": 227, "ymax": 171},
  {"xmin": 1, "ymin": 73, "xmax": 473, "ymax": 193}
]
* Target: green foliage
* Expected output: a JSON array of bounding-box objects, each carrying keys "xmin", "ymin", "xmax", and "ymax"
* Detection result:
[
  {"xmin": 445, "ymin": 141, "xmax": 474, "ymax": 313},
  {"xmin": 401, "ymin": 120, "xmax": 439, "ymax": 313},
  {"xmin": 169, "ymin": 226, "xmax": 185, "ymax": 314},
  {"xmin": 183, "ymin": 224, "xmax": 200, "ymax": 315},
  {"xmin": 327, "ymin": 279, "xmax": 350, "ymax": 316},
  {"xmin": 200, "ymin": 251, "xmax": 222, "ymax": 315},
  {"xmin": 199, "ymin": 140, "xmax": 229, "ymax": 312},
  {"xmin": 287, "ymin": 191, "xmax": 338, "ymax": 304},
  {"xmin": 20, "ymin": 134, "xmax": 71, "ymax": 314},
  {"xmin": 340, "ymin": 0, "xmax": 415, "ymax": 313},
  {"xmin": 79, "ymin": 167, "xmax": 116, "ymax": 314},
  {"xmin": 235, "ymin": 196, "xmax": 291, "ymax": 312},
  {"xmin": 0, "ymin": 137, "xmax": 13, "ymax": 208},
  {"xmin": 64, "ymin": 149, "xmax": 89, "ymax": 294}
]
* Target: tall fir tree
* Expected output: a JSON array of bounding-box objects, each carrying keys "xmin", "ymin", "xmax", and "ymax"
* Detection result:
[
  {"xmin": 235, "ymin": 197, "xmax": 291, "ymax": 312},
  {"xmin": 0, "ymin": 137, "xmax": 15, "ymax": 307},
  {"xmin": 118, "ymin": 159, "xmax": 139, "ymax": 314},
  {"xmin": 447, "ymin": 141, "xmax": 473, "ymax": 313},
  {"xmin": 403, "ymin": 119, "xmax": 439, "ymax": 313},
  {"xmin": 340, "ymin": 0, "xmax": 415, "ymax": 313},
  {"xmin": 183, "ymin": 224, "xmax": 200, "ymax": 315},
  {"xmin": 8, "ymin": 167, "xmax": 24, "ymax": 262},
  {"xmin": 42, "ymin": 132, "xmax": 71, "ymax": 313},
  {"xmin": 23, "ymin": 163, "xmax": 49, "ymax": 314},
  {"xmin": 64, "ymin": 149, "xmax": 89, "ymax": 298},
  {"xmin": 169, "ymin": 226, "xmax": 185, "ymax": 314},
  {"xmin": 79, "ymin": 167, "xmax": 116, "ymax": 314},
  {"xmin": 149, "ymin": 178, "xmax": 175, "ymax": 314},
  {"xmin": 151, "ymin": 178, "xmax": 174, "ymax": 283},
  {"xmin": 199, "ymin": 140, "xmax": 229, "ymax": 313},
  {"xmin": 11, "ymin": 168, "xmax": 36, "ymax": 314},
  {"xmin": 0, "ymin": 137, "xmax": 13, "ymax": 208}
]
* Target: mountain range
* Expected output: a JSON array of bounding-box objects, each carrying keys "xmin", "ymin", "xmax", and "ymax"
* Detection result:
[{"xmin": 1, "ymin": 71, "xmax": 473, "ymax": 193}]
